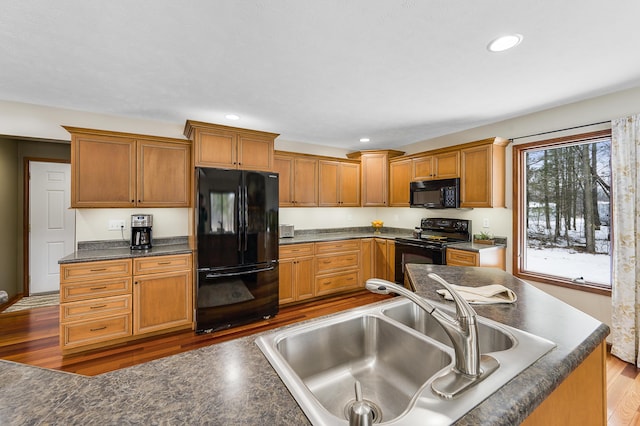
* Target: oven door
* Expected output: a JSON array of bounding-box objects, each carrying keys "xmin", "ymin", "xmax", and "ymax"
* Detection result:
[{"xmin": 394, "ymin": 241, "xmax": 446, "ymax": 284}]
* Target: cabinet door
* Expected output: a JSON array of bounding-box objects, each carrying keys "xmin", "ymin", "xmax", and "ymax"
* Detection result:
[
  {"xmin": 339, "ymin": 162, "xmax": 360, "ymax": 206},
  {"xmin": 361, "ymin": 239, "xmax": 374, "ymax": 285},
  {"xmin": 278, "ymin": 258, "xmax": 295, "ymax": 304},
  {"xmin": 461, "ymin": 145, "xmax": 493, "ymax": 208},
  {"xmin": 412, "ymin": 156, "xmax": 434, "ymax": 180},
  {"xmin": 295, "ymin": 257, "xmax": 315, "ymax": 301},
  {"xmin": 389, "ymin": 159, "xmax": 412, "ymax": 206},
  {"xmin": 237, "ymin": 134, "xmax": 273, "ymax": 171},
  {"xmin": 434, "ymin": 151, "xmax": 460, "ymax": 178},
  {"xmin": 133, "ymin": 270, "xmax": 193, "ymax": 335},
  {"xmin": 71, "ymin": 134, "xmax": 136, "ymax": 207},
  {"xmin": 374, "ymin": 239, "xmax": 389, "ymax": 280},
  {"xmin": 361, "ymin": 153, "xmax": 388, "ymax": 206},
  {"xmin": 386, "ymin": 240, "xmax": 395, "ymax": 282},
  {"xmin": 137, "ymin": 140, "xmax": 191, "ymax": 207},
  {"xmin": 195, "ymin": 129, "xmax": 237, "ymax": 168},
  {"xmin": 274, "ymin": 155, "xmax": 294, "ymax": 206},
  {"xmin": 293, "ymin": 157, "xmax": 318, "ymax": 206},
  {"xmin": 318, "ymin": 160, "xmax": 339, "ymax": 206}
]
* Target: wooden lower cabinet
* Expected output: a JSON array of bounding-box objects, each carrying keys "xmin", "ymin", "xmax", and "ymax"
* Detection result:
[
  {"xmin": 60, "ymin": 254, "xmax": 193, "ymax": 353},
  {"xmin": 133, "ymin": 269, "xmax": 193, "ymax": 335},
  {"xmin": 374, "ymin": 238, "xmax": 395, "ymax": 281},
  {"xmin": 523, "ymin": 341, "xmax": 606, "ymax": 425},
  {"xmin": 446, "ymin": 247, "xmax": 506, "ymax": 270},
  {"xmin": 314, "ymin": 240, "xmax": 362, "ymax": 296},
  {"xmin": 279, "ymin": 243, "xmax": 314, "ymax": 305}
]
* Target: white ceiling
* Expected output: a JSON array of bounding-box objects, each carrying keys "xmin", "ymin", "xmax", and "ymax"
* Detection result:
[{"xmin": 2, "ymin": 1, "xmax": 640, "ymax": 150}]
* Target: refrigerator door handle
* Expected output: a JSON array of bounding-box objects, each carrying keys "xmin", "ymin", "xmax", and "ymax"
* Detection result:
[
  {"xmin": 205, "ymin": 265, "xmax": 275, "ymax": 279},
  {"xmin": 237, "ymin": 184, "xmax": 243, "ymax": 253},
  {"xmin": 244, "ymin": 186, "xmax": 249, "ymax": 252}
]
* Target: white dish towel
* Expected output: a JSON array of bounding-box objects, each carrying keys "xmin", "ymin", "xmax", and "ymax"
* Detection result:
[{"xmin": 436, "ymin": 284, "xmax": 517, "ymax": 304}]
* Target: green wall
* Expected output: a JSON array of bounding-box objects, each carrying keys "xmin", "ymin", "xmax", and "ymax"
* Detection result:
[{"xmin": 0, "ymin": 139, "xmax": 18, "ymax": 298}]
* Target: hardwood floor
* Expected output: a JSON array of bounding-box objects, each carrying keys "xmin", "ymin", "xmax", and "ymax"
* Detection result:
[
  {"xmin": 0, "ymin": 290, "xmax": 390, "ymax": 376},
  {"xmin": 2, "ymin": 291, "xmax": 639, "ymax": 425}
]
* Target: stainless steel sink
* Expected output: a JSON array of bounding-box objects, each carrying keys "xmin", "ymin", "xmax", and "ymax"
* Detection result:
[
  {"xmin": 275, "ymin": 315, "xmax": 451, "ymax": 423},
  {"xmin": 382, "ymin": 301, "xmax": 514, "ymax": 353},
  {"xmin": 256, "ymin": 298, "xmax": 556, "ymax": 425}
]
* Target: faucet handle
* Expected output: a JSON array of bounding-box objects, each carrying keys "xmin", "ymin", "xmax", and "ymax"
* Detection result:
[{"xmin": 428, "ymin": 273, "xmax": 477, "ymax": 321}]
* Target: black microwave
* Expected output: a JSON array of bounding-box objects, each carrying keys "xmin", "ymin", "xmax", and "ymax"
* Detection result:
[{"xmin": 410, "ymin": 178, "xmax": 460, "ymax": 208}]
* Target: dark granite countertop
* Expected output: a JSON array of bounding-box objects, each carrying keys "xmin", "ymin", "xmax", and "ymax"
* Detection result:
[
  {"xmin": 0, "ymin": 266, "xmax": 608, "ymax": 425},
  {"xmin": 279, "ymin": 226, "xmax": 412, "ymax": 245},
  {"xmin": 447, "ymin": 242, "xmax": 506, "ymax": 252},
  {"xmin": 58, "ymin": 237, "xmax": 192, "ymax": 264}
]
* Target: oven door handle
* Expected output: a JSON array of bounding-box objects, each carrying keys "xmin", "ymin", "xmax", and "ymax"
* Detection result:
[
  {"xmin": 205, "ymin": 265, "xmax": 274, "ymax": 279},
  {"xmin": 397, "ymin": 241, "xmax": 440, "ymax": 250}
]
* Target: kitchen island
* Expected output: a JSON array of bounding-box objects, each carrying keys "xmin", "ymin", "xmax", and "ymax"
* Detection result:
[{"xmin": 0, "ymin": 265, "xmax": 608, "ymax": 425}]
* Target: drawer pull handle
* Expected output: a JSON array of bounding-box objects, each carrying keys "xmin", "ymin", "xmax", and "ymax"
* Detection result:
[
  {"xmin": 90, "ymin": 326, "xmax": 107, "ymax": 332},
  {"xmin": 323, "ymin": 260, "xmax": 332, "ymax": 264},
  {"xmin": 90, "ymin": 268, "xmax": 107, "ymax": 272},
  {"xmin": 157, "ymin": 261, "xmax": 171, "ymax": 265},
  {"xmin": 90, "ymin": 286, "xmax": 107, "ymax": 290},
  {"xmin": 90, "ymin": 305, "xmax": 107, "ymax": 309},
  {"xmin": 325, "ymin": 281, "xmax": 332, "ymax": 284},
  {"xmin": 347, "ymin": 278, "xmax": 354, "ymax": 281}
]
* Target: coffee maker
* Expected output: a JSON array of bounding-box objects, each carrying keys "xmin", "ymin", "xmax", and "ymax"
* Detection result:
[{"xmin": 130, "ymin": 214, "xmax": 153, "ymax": 250}]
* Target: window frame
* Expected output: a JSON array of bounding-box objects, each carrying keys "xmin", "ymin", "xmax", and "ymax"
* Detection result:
[{"xmin": 512, "ymin": 129, "xmax": 612, "ymax": 296}]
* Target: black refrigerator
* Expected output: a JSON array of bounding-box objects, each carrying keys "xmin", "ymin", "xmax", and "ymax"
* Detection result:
[{"xmin": 196, "ymin": 168, "xmax": 279, "ymax": 333}]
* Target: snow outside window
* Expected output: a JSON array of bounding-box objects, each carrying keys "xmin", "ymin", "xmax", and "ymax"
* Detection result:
[{"xmin": 514, "ymin": 130, "xmax": 612, "ymax": 291}]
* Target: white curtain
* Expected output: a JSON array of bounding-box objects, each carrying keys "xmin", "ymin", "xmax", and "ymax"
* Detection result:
[{"xmin": 610, "ymin": 113, "xmax": 640, "ymax": 366}]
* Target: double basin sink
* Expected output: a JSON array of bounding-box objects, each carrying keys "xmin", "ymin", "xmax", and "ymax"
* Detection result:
[{"xmin": 256, "ymin": 297, "xmax": 555, "ymax": 425}]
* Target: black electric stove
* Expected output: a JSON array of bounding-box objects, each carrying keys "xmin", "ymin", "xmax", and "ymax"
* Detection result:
[{"xmin": 394, "ymin": 218, "xmax": 471, "ymax": 284}]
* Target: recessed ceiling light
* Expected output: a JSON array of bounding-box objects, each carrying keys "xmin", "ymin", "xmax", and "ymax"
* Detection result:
[
  {"xmin": 225, "ymin": 114, "xmax": 240, "ymax": 120},
  {"xmin": 487, "ymin": 34, "xmax": 523, "ymax": 52},
  {"xmin": 360, "ymin": 138, "xmax": 370, "ymax": 143}
]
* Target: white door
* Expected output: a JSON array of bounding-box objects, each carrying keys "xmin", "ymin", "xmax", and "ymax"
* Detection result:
[{"xmin": 29, "ymin": 161, "xmax": 75, "ymax": 295}]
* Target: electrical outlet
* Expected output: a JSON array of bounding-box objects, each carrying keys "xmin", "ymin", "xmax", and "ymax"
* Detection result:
[
  {"xmin": 108, "ymin": 220, "xmax": 126, "ymax": 231},
  {"xmin": 482, "ymin": 218, "xmax": 490, "ymax": 228}
]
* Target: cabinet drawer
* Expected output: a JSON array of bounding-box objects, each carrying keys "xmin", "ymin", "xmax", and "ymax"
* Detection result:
[
  {"xmin": 446, "ymin": 249, "xmax": 478, "ymax": 266},
  {"xmin": 60, "ymin": 295, "xmax": 132, "ymax": 323},
  {"xmin": 315, "ymin": 271, "xmax": 360, "ymax": 296},
  {"xmin": 60, "ymin": 277, "xmax": 132, "ymax": 303},
  {"xmin": 314, "ymin": 239, "xmax": 360, "ymax": 254},
  {"xmin": 280, "ymin": 243, "xmax": 314, "ymax": 259},
  {"xmin": 133, "ymin": 254, "xmax": 192, "ymax": 275},
  {"xmin": 61, "ymin": 259, "xmax": 132, "ymax": 282},
  {"xmin": 315, "ymin": 252, "xmax": 359, "ymax": 274},
  {"xmin": 61, "ymin": 314, "xmax": 132, "ymax": 349}
]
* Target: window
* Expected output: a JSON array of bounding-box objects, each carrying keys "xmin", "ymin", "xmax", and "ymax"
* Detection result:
[{"xmin": 513, "ymin": 130, "xmax": 612, "ymax": 293}]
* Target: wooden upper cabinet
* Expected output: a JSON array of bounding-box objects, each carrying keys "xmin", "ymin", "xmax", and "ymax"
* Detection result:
[
  {"xmin": 318, "ymin": 160, "xmax": 360, "ymax": 207},
  {"xmin": 348, "ymin": 150, "xmax": 404, "ymax": 207},
  {"xmin": 412, "ymin": 151, "xmax": 460, "ymax": 180},
  {"xmin": 433, "ymin": 151, "xmax": 460, "ymax": 178},
  {"xmin": 65, "ymin": 127, "xmax": 192, "ymax": 208},
  {"xmin": 184, "ymin": 120, "xmax": 278, "ymax": 171},
  {"xmin": 137, "ymin": 140, "xmax": 191, "ymax": 207},
  {"xmin": 460, "ymin": 137, "xmax": 509, "ymax": 208},
  {"xmin": 71, "ymin": 132, "xmax": 136, "ymax": 208},
  {"xmin": 293, "ymin": 157, "xmax": 318, "ymax": 206},
  {"xmin": 389, "ymin": 159, "xmax": 412, "ymax": 207},
  {"xmin": 274, "ymin": 152, "xmax": 318, "ymax": 206},
  {"xmin": 273, "ymin": 155, "xmax": 294, "ymax": 205}
]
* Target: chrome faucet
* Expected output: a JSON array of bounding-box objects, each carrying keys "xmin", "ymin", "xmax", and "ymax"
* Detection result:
[{"xmin": 366, "ymin": 274, "xmax": 499, "ymax": 398}]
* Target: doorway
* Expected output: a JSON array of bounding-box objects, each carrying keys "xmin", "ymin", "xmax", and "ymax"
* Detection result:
[{"xmin": 26, "ymin": 160, "xmax": 75, "ymax": 295}]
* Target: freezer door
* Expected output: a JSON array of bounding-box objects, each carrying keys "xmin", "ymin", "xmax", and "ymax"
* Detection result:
[{"xmin": 196, "ymin": 264, "xmax": 279, "ymax": 333}]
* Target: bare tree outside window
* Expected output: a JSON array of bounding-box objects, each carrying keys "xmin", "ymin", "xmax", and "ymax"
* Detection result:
[{"xmin": 514, "ymin": 130, "xmax": 611, "ymax": 291}]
